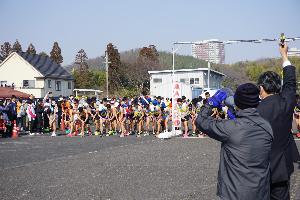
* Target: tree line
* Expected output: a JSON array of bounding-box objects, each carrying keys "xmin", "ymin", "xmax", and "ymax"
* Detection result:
[
  {"xmin": 72, "ymin": 44, "xmax": 161, "ymax": 97},
  {"xmin": 1, "ymin": 40, "xmax": 300, "ymax": 96},
  {"xmin": 0, "ymin": 40, "xmax": 63, "ymax": 64}
]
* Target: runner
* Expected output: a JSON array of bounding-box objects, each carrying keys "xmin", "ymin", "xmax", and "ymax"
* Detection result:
[
  {"xmin": 48, "ymin": 100, "xmax": 58, "ymax": 137},
  {"xmin": 133, "ymin": 102, "xmax": 144, "ymax": 137},
  {"xmin": 177, "ymin": 98, "xmax": 189, "ymax": 138}
]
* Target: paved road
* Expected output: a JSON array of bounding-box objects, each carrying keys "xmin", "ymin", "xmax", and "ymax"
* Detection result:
[{"xmin": 0, "ymin": 135, "xmax": 299, "ymax": 200}]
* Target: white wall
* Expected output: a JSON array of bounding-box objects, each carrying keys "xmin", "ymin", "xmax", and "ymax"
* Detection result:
[
  {"xmin": 150, "ymin": 80, "xmax": 192, "ymax": 99},
  {"xmin": 0, "ymin": 53, "xmax": 43, "ymax": 87},
  {"xmin": 0, "ymin": 53, "xmax": 74, "ymax": 98},
  {"xmin": 44, "ymin": 79, "xmax": 74, "ymax": 98},
  {"xmin": 149, "ymin": 70, "xmax": 223, "ymax": 99}
]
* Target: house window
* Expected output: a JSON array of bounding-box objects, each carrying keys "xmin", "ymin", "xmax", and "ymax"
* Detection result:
[
  {"xmin": 190, "ymin": 78, "xmax": 195, "ymax": 84},
  {"xmin": 153, "ymin": 78, "xmax": 162, "ymax": 83},
  {"xmin": 180, "ymin": 78, "xmax": 188, "ymax": 84},
  {"xmin": 23, "ymin": 80, "xmax": 35, "ymax": 88},
  {"xmin": 68, "ymin": 81, "xmax": 71, "ymax": 89},
  {"xmin": 195, "ymin": 78, "xmax": 199, "ymax": 84},
  {"xmin": 0, "ymin": 81, "xmax": 7, "ymax": 87},
  {"xmin": 48, "ymin": 80, "xmax": 52, "ymax": 88},
  {"xmin": 55, "ymin": 81, "xmax": 61, "ymax": 91}
]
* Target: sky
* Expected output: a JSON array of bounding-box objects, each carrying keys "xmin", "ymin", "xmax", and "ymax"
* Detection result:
[{"xmin": 1, "ymin": 0, "xmax": 299, "ymax": 66}]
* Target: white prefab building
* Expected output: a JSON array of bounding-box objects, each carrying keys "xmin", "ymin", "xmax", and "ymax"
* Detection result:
[
  {"xmin": 0, "ymin": 52, "xmax": 74, "ymax": 98},
  {"xmin": 148, "ymin": 68, "xmax": 225, "ymax": 100}
]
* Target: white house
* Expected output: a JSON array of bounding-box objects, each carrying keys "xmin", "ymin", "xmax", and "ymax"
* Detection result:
[
  {"xmin": 148, "ymin": 68, "xmax": 225, "ymax": 100},
  {"xmin": 0, "ymin": 52, "xmax": 74, "ymax": 98}
]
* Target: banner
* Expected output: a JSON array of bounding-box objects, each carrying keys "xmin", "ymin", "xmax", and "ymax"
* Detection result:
[{"xmin": 172, "ymin": 81, "xmax": 182, "ymax": 135}]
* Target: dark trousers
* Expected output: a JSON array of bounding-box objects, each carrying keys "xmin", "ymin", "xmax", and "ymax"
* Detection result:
[
  {"xmin": 36, "ymin": 115, "xmax": 43, "ymax": 133},
  {"xmin": 44, "ymin": 112, "xmax": 49, "ymax": 129},
  {"xmin": 29, "ymin": 120, "xmax": 35, "ymax": 133},
  {"xmin": 57, "ymin": 111, "xmax": 62, "ymax": 129},
  {"xmin": 271, "ymin": 180, "xmax": 290, "ymax": 200}
]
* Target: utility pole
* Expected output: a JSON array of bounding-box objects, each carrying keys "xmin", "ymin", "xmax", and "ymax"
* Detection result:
[
  {"xmin": 103, "ymin": 51, "xmax": 111, "ymax": 98},
  {"xmin": 207, "ymin": 61, "xmax": 210, "ymax": 89}
]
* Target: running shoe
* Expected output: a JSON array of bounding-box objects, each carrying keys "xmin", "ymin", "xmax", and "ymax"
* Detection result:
[
  {"xmin": 66, "ymin": 133, "xmax": 73, "ymax": 137},
  {"xmin": 51, "ymin": 132, "xmax": 56, "ymax": 137},
  {"xmin": 79, "ymin": 132, "xmax": 84, "ymax": 137},
  {"xmin": 143, "ymin": 132, "xmax": 149, "ymax": 136}
]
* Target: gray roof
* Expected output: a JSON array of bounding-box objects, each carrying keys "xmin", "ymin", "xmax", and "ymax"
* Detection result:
[{"xmin": 18, "ymin": 52, "xmax": 74, "ymax": 80}]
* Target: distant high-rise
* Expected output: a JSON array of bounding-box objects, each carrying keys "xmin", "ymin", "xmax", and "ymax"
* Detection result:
[
  {"xmin": 192, "ymin": 39, "xmax": 225, "ymax": 64},
  {"xmin": 287, "ymin": 47, "xmax": 300, "ymax": 57}
]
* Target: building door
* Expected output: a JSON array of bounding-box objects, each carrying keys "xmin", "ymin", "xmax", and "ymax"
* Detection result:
[{"xmin": 192, "ymin": 87, "xmax": 202, "ymax": 99}]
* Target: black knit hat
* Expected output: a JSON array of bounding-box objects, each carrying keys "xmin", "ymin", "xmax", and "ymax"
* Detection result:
[{"xmin": 234, "ymin": 83, "xmax": 260, "ymax": 110}]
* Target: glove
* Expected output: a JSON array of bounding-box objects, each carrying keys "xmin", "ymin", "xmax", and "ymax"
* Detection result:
[{"xmin": 208, "ymin": 90, "xmax": 227, "ymax": 108}]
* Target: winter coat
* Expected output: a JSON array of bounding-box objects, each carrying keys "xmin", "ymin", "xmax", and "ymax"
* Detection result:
[{"xmin": 196, "ymin": 106, "xmax": 273, "ymax": 200}]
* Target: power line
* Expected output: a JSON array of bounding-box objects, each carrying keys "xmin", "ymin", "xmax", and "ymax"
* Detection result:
[{"xmin": 174, "ymin": 36, "xmax": 300, "ymax": 45}]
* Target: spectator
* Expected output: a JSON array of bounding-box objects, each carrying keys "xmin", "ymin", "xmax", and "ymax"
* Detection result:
[
  {"xmin": 257, "ymin": 43, "xmax": 300, "ymax": 200},
  {"xmin": 196, "ymin": 83, "xmax": 273, "ymax": 200}
]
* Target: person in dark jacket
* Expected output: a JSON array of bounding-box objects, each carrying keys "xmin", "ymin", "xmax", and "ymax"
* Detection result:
[
  {"xmin": 257, "ymin": 43, "xmax": 300, "ymax": 200},
  {"xmin": 35, "ymin": 99, "xmax": 44, "ymax": 134},
  {"xmin": 196, "ymin": 83, "xmax": 273, "ymax": 200}
]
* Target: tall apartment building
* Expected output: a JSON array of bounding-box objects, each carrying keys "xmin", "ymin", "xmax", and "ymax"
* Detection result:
[
  {"xmin": 191, "ymin": 39, "xmax": 225, "ymax": 64},
  {"xmin": 287, "ymin": 47, "xmax": 300, "ymax": 57}
]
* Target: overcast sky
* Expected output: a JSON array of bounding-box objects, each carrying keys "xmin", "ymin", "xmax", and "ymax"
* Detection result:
[{"xmin": 1, "ymin": 0, "xmax": 299, "ymax": 66}]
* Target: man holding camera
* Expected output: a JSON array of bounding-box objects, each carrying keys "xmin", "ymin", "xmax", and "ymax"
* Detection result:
[
  {"xmin": 257, "ymin": 44, "xmax": 300, "ymax": 200},
  {"xmin": 195, "ymin": 83, "xmax": 273, "ymax": 200}
]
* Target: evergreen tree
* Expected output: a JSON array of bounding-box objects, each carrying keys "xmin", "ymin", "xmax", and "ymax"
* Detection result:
[
  {"xmin": 27, "ymin": 43, "xmax": 36, "ymax": 55},
  {"xmin": 73, "ymin": 69, "xmax": 96, "ymax": 89},
  {"xmin": 106, "ymin": 43, "xmax": 122, "ymax": 92},
  {"xmin": 12, "ymin": 39, "xmax": 22, "ymax": 52},
  {"xmin": 50, "ymin": 42, "xmax": 63, "ymax": 64},
  {"xmin": 75, "ymin": 49, "xmax": 88, "ymax": 70},
  {"xmin": 0, "ymin": 42, "xmax": 12, "ymax": 60},
  {"xmin": 39, "ymin": 51, "xmax": 49, "ymax": 57}
]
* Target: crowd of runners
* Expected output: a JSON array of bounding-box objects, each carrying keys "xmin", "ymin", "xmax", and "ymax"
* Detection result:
[
  {"xmin": 0, "ymin": 91, "xmax": 215, "ymax": 138},
  {"xmin": 1, "ymin": 91, "xmax": 300, "ymax": 138}
]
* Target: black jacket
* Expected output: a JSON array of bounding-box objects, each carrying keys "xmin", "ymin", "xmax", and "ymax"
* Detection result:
[
  {"xmin": 196, "ymin": 106, "xmax": 273, "ymax": 200},
  {"xmin": 257, "ymin": 65, "xmax": 300, "ymax": 183}
]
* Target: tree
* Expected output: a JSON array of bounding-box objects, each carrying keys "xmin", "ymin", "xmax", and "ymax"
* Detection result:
[
  {"xmin": 73, "ymin": 69, "xmax": 96, "ymax": 89},
  {"xmin": 93, "ymin": 70, "xmax": 106, "ymax": 90},
  {"xmin": 27, "ymin": 43, "xmax": 36, "ymax": 55},
  {"xmin": 135, "ymin": 45, "xmax": 160, "ymax": 92},
  {"xmin": 12, "ymin": 40, "xmax": 22, "ymax": 52},
  {"xmin": 39, "ymin": 51, "xmax": 49, "ymax": 57},
  {"xmin": 246, "ymin": 65, "xmax": 264, "ymax": 82},
  {"xmin": 106, "ymin": 43, "xmax": 122, "ymax": 92},
  {"xmin": 75, "ymin": 49, "xmax": 88, "ymax": 70},
  {"xmin": 50, "ymin": 42, "xmax": 63, "ymax": 64},
  {"xmin": 0, "ymin": 42, "xmax": 12, "ymax": 60}
]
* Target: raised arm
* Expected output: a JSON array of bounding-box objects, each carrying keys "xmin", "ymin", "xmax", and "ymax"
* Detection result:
[
  {"xmin": 195, "ymin": 104, "xmax": 231, "ymax": 142},
  {"xmin": 280, "ymin": 43, "xmax": 296, "ymax": 110}
]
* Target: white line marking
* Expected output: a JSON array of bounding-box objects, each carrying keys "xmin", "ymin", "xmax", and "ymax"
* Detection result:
[{"xmin": 175, "ymin": 137, "xmax": 210, "ymax": 139}]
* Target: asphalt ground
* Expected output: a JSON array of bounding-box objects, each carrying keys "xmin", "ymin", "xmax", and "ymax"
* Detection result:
[{"xmin": 0, "ymin": 133, "xmax": 299, "ymax": 200}]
